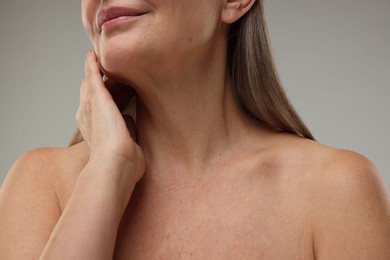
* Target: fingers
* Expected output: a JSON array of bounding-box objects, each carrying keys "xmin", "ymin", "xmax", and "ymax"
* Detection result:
[
  {"xmin": 77, "ymin": 51, "xmax": 105, "ymax": 148},
  {"xmin": 77, "ymin": 51, "xmax": 143, "ymax": 176},
  {"xmin": 77, "ymin": 51, "xmax": 137, "ymax": 147},
  {"xmin": 84, "ymin": 51, "xmax": 135, "ymax": 110},
  {"xmin": 82, "ymin": 51, "xmax": 107, "ymax": 100},
  {"xmin": 84, "ymin": 51, "xmax": 103, "ymax": 80}
]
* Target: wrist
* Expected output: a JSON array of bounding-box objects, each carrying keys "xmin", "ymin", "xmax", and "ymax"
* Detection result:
[
  {"xmin": 78, "ymin": 157, "xmax": 138, "ymax": 210},
  {"xmin": 86, "ymin": 155, "xmax": 137, "ymax": 184}
]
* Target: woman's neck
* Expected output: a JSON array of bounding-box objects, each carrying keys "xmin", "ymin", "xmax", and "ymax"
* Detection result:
[
  {"xmin": 135, "ymin": 78, "xmax": 264, "ymax": 183},
  {"xmin": 131, "ymin": 43, "xmax": 266, "ymax": 181}
]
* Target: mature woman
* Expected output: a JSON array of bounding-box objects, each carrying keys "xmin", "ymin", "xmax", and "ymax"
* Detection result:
[{"xmin": 0, "ymin": 0, "xmax": 389, "ymax": 259}]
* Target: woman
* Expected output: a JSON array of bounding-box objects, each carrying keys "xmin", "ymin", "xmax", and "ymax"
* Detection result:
[{"xmin": 0, "ymin": 0, "xmax": 389, "ymax": 259}]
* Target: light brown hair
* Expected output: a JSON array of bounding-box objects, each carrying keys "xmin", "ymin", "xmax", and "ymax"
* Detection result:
[
  {"xmin": 228, "ymin": 0, "xmax": 314, "ymax": 140},
  {"xmin": 69, "ymin": 0, "xmax": 314, "ymax": 146}
]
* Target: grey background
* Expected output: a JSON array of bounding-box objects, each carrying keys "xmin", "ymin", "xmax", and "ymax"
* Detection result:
[{"xmin": 0, "ymin": 0, "xmax": 389, "ymax": 194}]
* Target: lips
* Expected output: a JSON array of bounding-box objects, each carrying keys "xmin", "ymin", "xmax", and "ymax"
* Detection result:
[{"xmin": 97, "ymin": 7, "xmax": 147, "ymax": 32}]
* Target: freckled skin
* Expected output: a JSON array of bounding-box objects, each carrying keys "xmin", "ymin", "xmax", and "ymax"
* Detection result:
[{"xmin": 1, "ymin": 0, "xmax": 389, "ymax": 259}]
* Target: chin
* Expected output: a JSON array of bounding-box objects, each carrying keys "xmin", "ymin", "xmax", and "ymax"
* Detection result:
[
  {"xmin": 96, "ymin": 36, "xmax": 158, "ymax": 85},
  {"xmin": 98, "ymin": 47, "xmax": 140, "ymax": 85}
]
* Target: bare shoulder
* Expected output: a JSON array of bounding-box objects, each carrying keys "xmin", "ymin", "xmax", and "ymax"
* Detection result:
[
  {"xmin": 268, "ymin": 134, "xmax": 390, "ymax": 259},
  {"xmin": 312, "ymin": 148, "xmax": 390, "ymax": 259},
  {"xmin": 282, "ymin": 136, "xmax": 390, "ymax": 209},
  {"xmin": 1, "ymin": 142, "xmax": 89, "ymax": 211},
  {"xmin": 6, "ymin": 141, "xmax": 87, "ymax": 174},
  {"xmin": 309, "ymin": 144, "xmax": 388, "ymax": 202},
  {"xmin": 0, "ymin": 143, "xmax": 88, "ymax": 259},
  {"xmin": 266, "ymin": 133, "xmax": 386, "ymax": 187},
  {"xmin": 2, "ymin": 147, "xmax": 66, "ymax": 195}
]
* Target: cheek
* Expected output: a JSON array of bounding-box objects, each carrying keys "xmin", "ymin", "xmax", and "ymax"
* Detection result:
[
  {"xmin": 81, "ymin": 0, "xmax": 97, "ymax": 46},
  {"xmin": 172, "ymin": 2, "xmax": 221, "ymax": 42}
]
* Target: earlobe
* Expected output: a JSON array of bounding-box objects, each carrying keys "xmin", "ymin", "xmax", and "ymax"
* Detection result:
[{"xmin": 221, "ymin": 0, "xmax": 256, "ymax": 24}]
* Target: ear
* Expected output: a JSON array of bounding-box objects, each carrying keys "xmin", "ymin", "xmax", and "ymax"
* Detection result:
[{"xmin": 221, "ymin": 0, "xmax": 256, "ymax": 24}]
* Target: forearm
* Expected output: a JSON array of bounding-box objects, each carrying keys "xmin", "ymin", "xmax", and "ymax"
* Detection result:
[{"xmin": 40, "ymin": 159, "xmax": 136, "ymax": 260}]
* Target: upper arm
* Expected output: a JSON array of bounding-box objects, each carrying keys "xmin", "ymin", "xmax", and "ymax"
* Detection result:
[
  {"xmin": 313, "ymin": 151, "xmax": 390, "ymax": 259},
  {"xmin": 0, "ymin": 149, "xmax": 62, "ymax": 259}
]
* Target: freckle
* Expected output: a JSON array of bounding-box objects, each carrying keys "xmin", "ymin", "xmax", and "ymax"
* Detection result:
[{"xmin": 188, "ymin": 37, "xmax": 193, "ymax": 43}]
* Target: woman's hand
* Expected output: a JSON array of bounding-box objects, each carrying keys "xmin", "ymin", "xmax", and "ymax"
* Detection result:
[
  {"xmin": 34, "ymin": 52, "xmax": 146, "ymax": 259},
  {"xmin": 76, "ymin": 51, "xmax": 145, "ymax": 183}
]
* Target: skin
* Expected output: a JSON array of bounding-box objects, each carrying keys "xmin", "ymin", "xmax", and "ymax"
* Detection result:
[{"xmin": 1, "ymin": 0, "xmax": 390, "ymax": 259}]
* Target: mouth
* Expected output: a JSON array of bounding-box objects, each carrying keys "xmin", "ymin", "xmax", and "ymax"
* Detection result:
[{"xmin": 97, "ymin": 7, "xmax": 148, "ymax": 32}]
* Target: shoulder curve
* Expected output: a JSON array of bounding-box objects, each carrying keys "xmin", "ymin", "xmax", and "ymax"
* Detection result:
[
  {"xmin": 323, "ymin": 148, "xmax": 377, "ymax": 171},
  {"xmin": 0, "ymin": 145, "xmax": 89, "ymax": 259},
  {"xmin": 3, "ymin": 142, "xmax": 89, "ymax": 193},
  {"xmin": 273, "ymin": 135, "xmax": 381, "ymax": 180},
  {"xmin": 2, "ymin": 146, "xmax": 67, "ymax": 194},
  {"xmin": 4, "ymin": 147, "xmax": 65, "ymax": 184},
  {"xmin": 291, "ymin": 142, "xmax": 390, "ymax": 209},
  {"xmin": 6, "ymin": 141, "xmax": 88, "ymax": 178},
  {"xmin": 308, "ymin": 148, "xmax": 390, "ymax": 258},
  {"xmin": 316, "ymin": 148, "xmax": 387, "ymax": 196},
  {"xmin": 2, "ymin": 142, "xmax": 89, "ymax": 211}
]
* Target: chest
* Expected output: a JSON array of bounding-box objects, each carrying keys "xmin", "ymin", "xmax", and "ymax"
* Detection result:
[{"xmin": 112, "ymin": 178, "xmax": 313, "ymax": 259}]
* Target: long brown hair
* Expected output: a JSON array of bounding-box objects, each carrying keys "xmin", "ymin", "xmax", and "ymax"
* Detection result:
[
  {"xmin": 228, "ymin": 0, "xmax": 314, "ymax": 139},
  {"xmin": 69, "ymin": 0, "xmax": 314, "ymax": 146}
]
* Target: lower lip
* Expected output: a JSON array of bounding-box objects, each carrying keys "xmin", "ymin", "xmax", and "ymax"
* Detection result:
[{"xmin": 101, "ymin": 15, "xmax": 142, "ymax": 32}]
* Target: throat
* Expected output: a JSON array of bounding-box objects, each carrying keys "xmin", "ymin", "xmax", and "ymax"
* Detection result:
[{"xmin": 135, "ymin": 86, "xmax": 250, "ymax": 176}]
